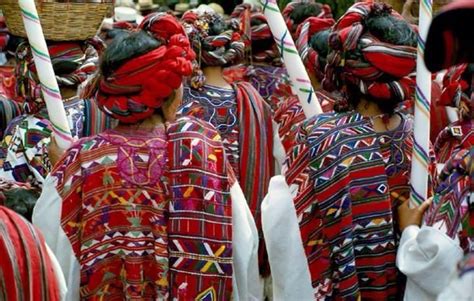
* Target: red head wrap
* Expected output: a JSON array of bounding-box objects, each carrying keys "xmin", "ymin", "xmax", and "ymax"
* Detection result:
[
  {"xmin": 231, "ymin": 4, "xmax": 280, "ymax": 64},
  {"xmin": 96, "ymin": 13, "xmax": 194, "ymax": 123},
  {"xmin": 295, "ymin": 17, "xmax": 335, "ymax": 80},
  {"xmin": 322, "ymin": 2, "xmax": 417, "ymax": 104},
  {"xmin": 16, "ymin": 40, "xmax": 101, "ymax": 114},
  {"xmin": 282, "ymin": 0, "xmax": 332, "ymax": 38},
  {"xmin": 438, "ymin": 64, "xmax": 473, "ymax": 121}
]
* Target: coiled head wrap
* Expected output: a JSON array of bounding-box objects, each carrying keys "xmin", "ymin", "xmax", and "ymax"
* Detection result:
[
  {"xmin": 282, "ymin": 0, "xmax": 333, "ymax": 38},
  {"xmin": 295, "ymin": 16, "xmax": 335, "ymax": 81},
  {"xmin": 16, "ymin": 40, "xmax": 101, "ymax": 114},
  {"xmin": 231, "ymin": 4, "xmax": 281, "ymax": 65},
  {"xmin": 322, "ymin": 2, "xmax": 417, "ymax": 107},
  {"xmin": 96, "ymin": 13, "xmax": 194, "ymax": 124},
  {"xmin": 182, "ymin": 10, "xmax": 245, "ymax": 88}
]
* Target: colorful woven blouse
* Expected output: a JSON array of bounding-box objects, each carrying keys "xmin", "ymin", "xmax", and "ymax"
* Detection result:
[
  {"xmin": 434, "ymin": 119, "xmax": 474, "ymax": 164},
  {"xmin": 223, "ymin": 64, "xmax": 289, "ymax": 112},
  {"xmin": 177, "ymin": 82, "xmax": 274, "ymax": 229},
  {"xmin": 35, "ymin": 117, "xmax": 237, "ymax": 300},
  {"xmin": 178, "ymin": 82, "xmax": 274, "ymax": 276},
  {"xmin": 284, "ymin": 111, "xmax": 415, "ymax": 300},
  {"xmin": 178, "ymin": 84, "xmax": 241, "ymax": 176},
  {"xmin": 0, "ymin": 97, "xmax": 115, "ymax": 188},
  {"xmin": 426, "ymin": 147, "xmax": 473, "ymax": 252}
]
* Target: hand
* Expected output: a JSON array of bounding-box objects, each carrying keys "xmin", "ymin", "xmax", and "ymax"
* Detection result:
[
  {"xmin": 47, "ymin": 135, "xmax": 67, "ymax": 167},
  {"xmin": 397, "ymin": 198, "xmax": 432, "ymax": 232}
]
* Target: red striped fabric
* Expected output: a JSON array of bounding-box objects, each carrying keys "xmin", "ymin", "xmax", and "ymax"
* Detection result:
[{"xmin": 0, "ymin": 206, "xmax": 60, "ymax": 301}]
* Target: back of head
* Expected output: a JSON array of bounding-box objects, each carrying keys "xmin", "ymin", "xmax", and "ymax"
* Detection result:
[
  {"xmin": 15, "ymin": 39, "xmax": 102, "ymax": 114},
  {"xmin": 231, "ymin": 4, "xmax": 280, "ymax": 65},
  {"xmin": 93, "ymin": 13, "xmax": 194, "ymax": 124},
  {"xmin": 182, "ymin": 10, "xmax": 245, "ymax": 88},
  {"xmin": 295, "ymin": 16, "xmax": 335, "ymax": 81},
  {"xmin": 323, "ymin": 2, "xmax": 417, "ymax": 114},
  {"xmin": 182, "ymin": 10, "xmax": 245, "ymax": 68},
  {"xmin": 283, "ymin": 0, "xmax": 332, "ymax": 37}
]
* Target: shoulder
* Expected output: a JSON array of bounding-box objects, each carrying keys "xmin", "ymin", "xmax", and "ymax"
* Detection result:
[{"xmin": 51, "ymin": 134, "xmax": 107, "ymax": 186}]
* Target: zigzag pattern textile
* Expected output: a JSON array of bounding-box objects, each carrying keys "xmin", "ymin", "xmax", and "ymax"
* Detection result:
[
  {"xmin": 51, "ymin": 117, "xmax": 233, "ymax": 300},
  {"xmin": 0, "ymin": 98, "xmax": 114, "ymax": 188},
  {"xmin": 425, "ymin": 147, "xmax": 474, "ymax": 251},
  {"xmin": 283, "ymin": 111, "xmax": 415, "ymax": 299}
]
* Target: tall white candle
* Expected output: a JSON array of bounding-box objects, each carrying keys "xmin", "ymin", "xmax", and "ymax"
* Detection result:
[
  {"xmin": 19, "ymin": 0, "xmax": 73, "ymax": 149},
  {"xmin": 259, "ymin": 0, "xmax": 322, "ymax": 118},
  {"xmin": 410, "ymin": 0, "xmax": 433, "ymax": 207}
]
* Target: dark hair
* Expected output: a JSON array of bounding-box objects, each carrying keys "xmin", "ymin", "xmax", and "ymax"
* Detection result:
[
  {"xmin": 366, "ymin": 12, "xmax": 417, "ymax": 47},
  {"xmin": 345, "ymin": 82, "xmax": 399, "ymax": 115},
  {"xmin": 105, "ymin": 28, "xmax": 130, "ymax": 43},
  {"xmin": 5, "ymin": 35, "xmax": 26, "ymax": 58},
  {"xmin": 101, "ymin": 30, "xmax": 160, "ymax": 78},
  {"xmin": 3, "ymin": 188, "xmax": 39, "ymax": 222},
  {"xmin": 208, "ymin": 15, "xmax": 228, "ymax": 36},
  {"xmin": 289, "ymin": 3, "xmax": 322, "ymax": 26},
  {"xmin": 310, "ymin": 29, "xmax": 330, "ymax": 70}
]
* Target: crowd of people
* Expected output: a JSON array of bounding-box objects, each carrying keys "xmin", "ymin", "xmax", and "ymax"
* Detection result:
[{"xmin": 0, "ymin": 0, "xmax": 472, "ymax": 300}]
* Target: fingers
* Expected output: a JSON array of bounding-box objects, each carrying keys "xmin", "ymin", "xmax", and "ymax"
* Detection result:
[{"xmin": 418, "ymin": 198, "xmax": 432, "ymax": 214}]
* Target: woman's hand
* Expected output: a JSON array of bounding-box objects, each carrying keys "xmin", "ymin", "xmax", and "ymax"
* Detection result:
[
  {"xmin": 398, "ymin": 198, "xmax": 432, "ymax": 232},
  {"xmin": 48, "ymin": 135, "xmax": 67, "ymax": 167}
]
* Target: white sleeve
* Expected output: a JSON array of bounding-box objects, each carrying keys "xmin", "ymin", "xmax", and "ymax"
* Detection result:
[
  {"xmin": 272, "ymin": 121, "xmax": 285, "ymax": 175},
  {"xmin": 230, "ymin": 182, "xmax": 263, "ymax": 301},
  {"xmin": 437, "ymin": 263, "xmax": 474, "ymax": 301},
  {"xmin": 44, "ymin": 243, "xmax": 68, "ymax": 301},
  {"xmin": 261, "ymin": 175, "xmax": 314, "ymax": 301},
  {"xmin": 32, "ymin": 175, "xmax": 81, "ymax": 301},
  {"xmin": 396, "ymin": 225, "xmax": 464, "ymax": 301}
]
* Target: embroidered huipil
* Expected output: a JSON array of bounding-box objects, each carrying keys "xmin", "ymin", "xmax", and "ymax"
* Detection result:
[
  {"xmin": 178, "ymin": 84, "xmax": 241, "ymax": 176},
  {"xmin": 177, "ymin": 82, "xmax": 274, "ymax": 230},
  {"xmin": 33, "ymin": 117, "xmax": 259, "ymax": 301},
  {"xmin": 276, "ymin": 112, "xmax": 416, "ymax": 300},
  {"xmin": 397, "ymin": 147, "xmax": 473, "ymax": 301},
  {"xmin": 177, "ymin": 82, "xmax": 274, "ymax": 275},
  {"xmin": 0, "ymin": 98, "xmax": 115, "ymax": 187},
  {"xmin": 223, "ymin": 64, "xmax": 289, "ymax": 112}
]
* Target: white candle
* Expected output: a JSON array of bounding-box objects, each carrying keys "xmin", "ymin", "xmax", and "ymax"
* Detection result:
[
  {"xmin": 259, "ymin": 0, "xmax": 322, "ymax": 118},
  {"xmin": 19, "ymin": 0, "xmax": 73, "ymax": 149}
]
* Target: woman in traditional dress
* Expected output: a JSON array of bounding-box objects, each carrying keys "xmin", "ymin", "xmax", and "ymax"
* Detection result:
[
  {"xmin": 0, "ymin": 30, "xmax": 23, "ymax": 139},
  {"xmin": 434, "ymin": 64, "xmax": 474, "ymax": 164},
  {"xmin": 33, "ymin": 13, "xmax": 259, "ymax": 301},
  {"xmin": 396, "ymin": 2, "xmax": 474, "ymax": 299},
  {"xmin": 178, "ymin": 10, "xmax": 274, "ymax": 276},
  {"xmin": 266, "ymin": 3, "xmax": 424, "ymax": 299},
  {"xmin": 223, "ymin": 4, "xmax": 289, "ymax": 111},
  {"xmin": 274, "ymin": 14, "xmax": 341, "ymax": 155},
  {"xmin": 0, "ymin": 205, "xmax": 67, "ymax": 300},
  {"xmin": 0, "ymin": 39, "xmax": 115, "ymax": 189}
]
